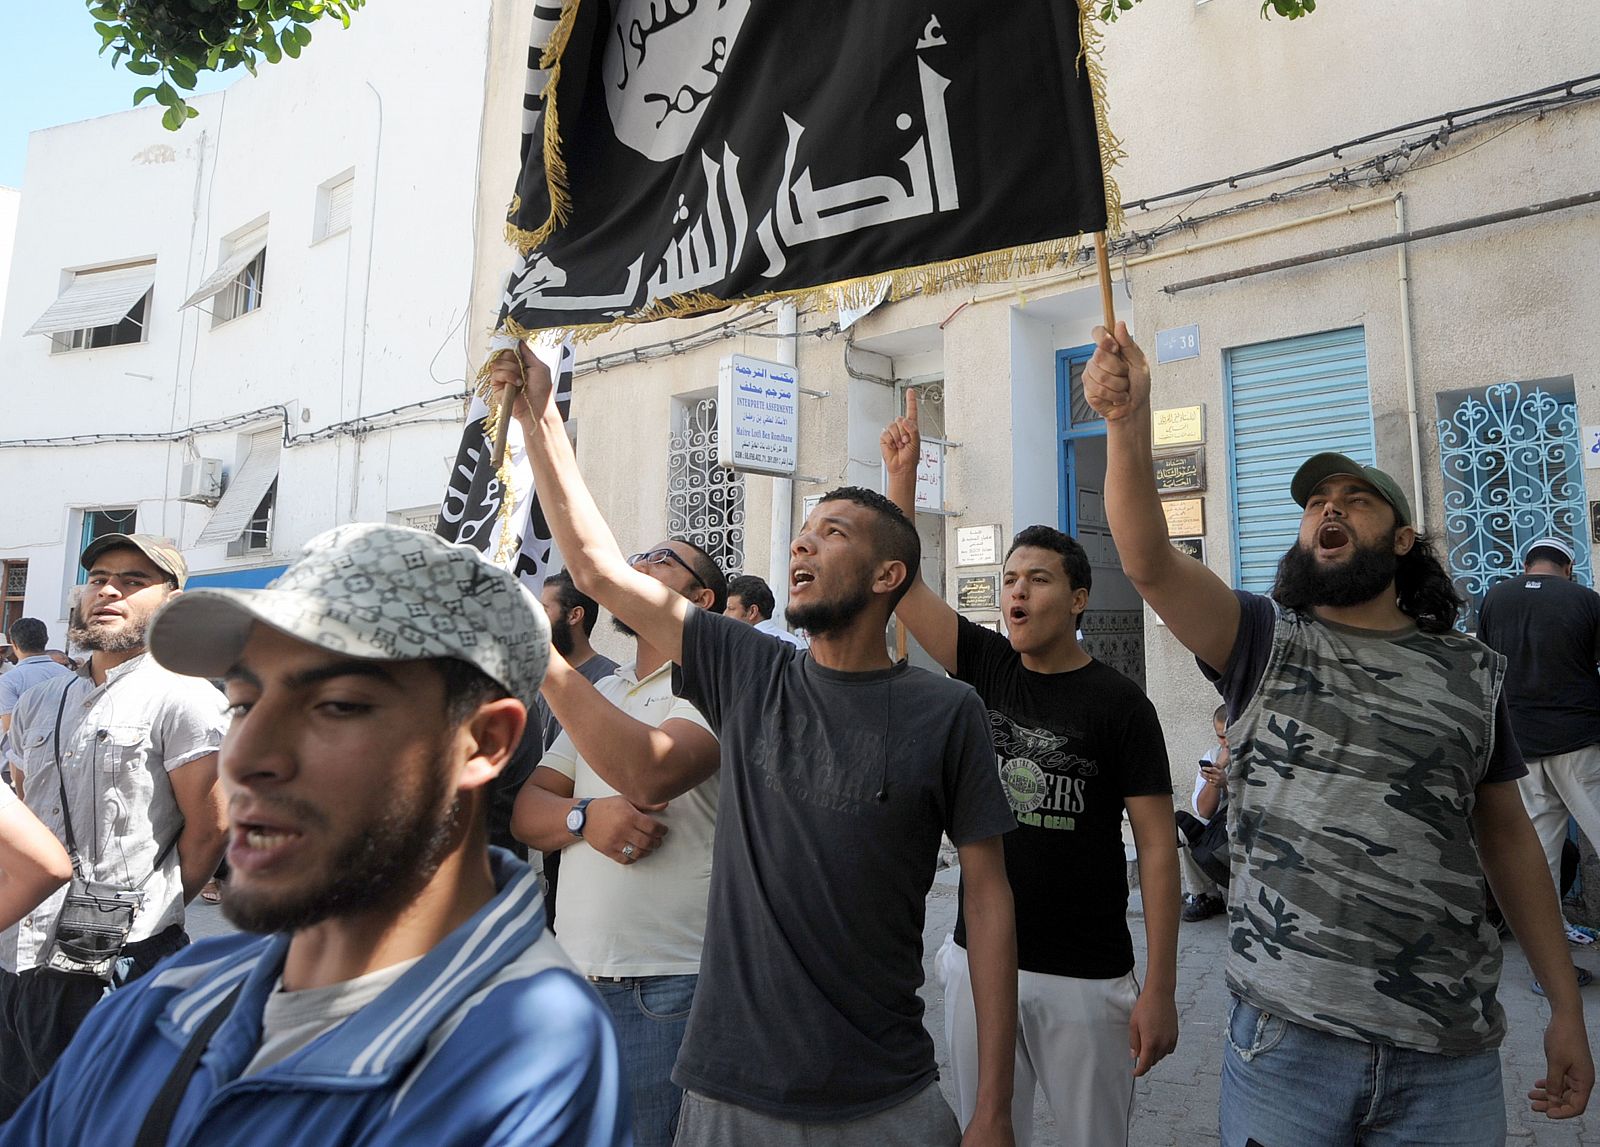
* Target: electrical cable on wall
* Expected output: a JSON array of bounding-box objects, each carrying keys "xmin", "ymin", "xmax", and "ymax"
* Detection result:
[{"xmin": 0, "ymin": 395, "xmax": 465, "ymax": 451}]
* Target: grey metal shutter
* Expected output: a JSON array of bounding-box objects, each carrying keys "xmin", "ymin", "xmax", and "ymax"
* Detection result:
[{"xmin": 1225, "ymin": 327, "xmax": 1375, "ymax": 592}]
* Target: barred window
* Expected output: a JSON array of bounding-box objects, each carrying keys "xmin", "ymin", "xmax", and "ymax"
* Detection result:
[
  {"xmin": 667, "ymin": 395, "xmax": 745, "ymax": 575},
  {"xmin": 1437, "ymin": 377, "xmax": 1591, "ymax": 627}
]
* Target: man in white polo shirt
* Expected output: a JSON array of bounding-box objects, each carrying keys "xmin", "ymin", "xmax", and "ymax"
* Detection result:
[{"xmin": 513, "ymin": 538, "xmax": 723, "ymax": 1147}]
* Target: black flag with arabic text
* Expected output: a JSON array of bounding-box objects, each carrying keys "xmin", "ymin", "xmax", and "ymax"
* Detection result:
[
  {"xmin": 500, "ymin": 0, "xmax": 1114, "ymax": 333},
  {"xmin": 435, "ymin": 338, "xmax": 576, "ymax": 595}
]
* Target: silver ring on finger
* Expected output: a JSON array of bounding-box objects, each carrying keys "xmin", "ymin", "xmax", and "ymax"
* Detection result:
[{"xmin": 622, "ymin": 842, "xmax": 636, "ymax": 859}]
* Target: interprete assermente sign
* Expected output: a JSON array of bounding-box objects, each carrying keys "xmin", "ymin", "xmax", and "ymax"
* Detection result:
[{"xmin": 718, "ymin": 354, "xmax": 798, "ymax": 476}]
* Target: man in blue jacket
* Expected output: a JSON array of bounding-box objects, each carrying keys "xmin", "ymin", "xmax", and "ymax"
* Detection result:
[{"xmin": 0, "ymin": 523, "xmax": 629, "ymax": 1147}]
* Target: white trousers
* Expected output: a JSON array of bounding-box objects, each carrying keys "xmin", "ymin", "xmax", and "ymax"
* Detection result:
[
  {"xmin": 1177, "ymin": 839, "xmax": 1222, "ymax": 899},
  {"xmin": 1517, "ymin": 744, "xmax": 1600, "ymax": 912},
  {"xmin": 937, "ymin": 937, "xmax": 1138, "ymax": 1147}
]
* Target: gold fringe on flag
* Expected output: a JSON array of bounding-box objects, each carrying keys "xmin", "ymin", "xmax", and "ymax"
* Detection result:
[
  {"xmin": 1077, "ymin": 0, "xmax": 1126, "ymax": 239},
  {"xmin": 497, "ymin": 234, "xmax": 1090, "ymax": 344},
  {"xmin": 505, "ymin": 0, "xmax": 582, "ymax": 255}
]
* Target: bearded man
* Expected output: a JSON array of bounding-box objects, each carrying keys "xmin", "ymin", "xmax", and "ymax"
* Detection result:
[
  {"xmin": 0, "ymin": 524, "xmax": 627, "ymax": 1147},
  {"xmin": 0, "ymin": 534, "xmax": 229, "ymax": 1118},
  {"xmin": 494, "ymin": 345, "xmax": 1019, "ymax": 1147},
  {"xmin": 1084, "ymin": 324, "xmax": 1594, "ymax": 1146}
]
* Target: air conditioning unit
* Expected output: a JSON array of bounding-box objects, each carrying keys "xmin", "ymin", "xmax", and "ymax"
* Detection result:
[{"xmin": 178, "ymin": 458, "xmax": 224, "ymax": 505}]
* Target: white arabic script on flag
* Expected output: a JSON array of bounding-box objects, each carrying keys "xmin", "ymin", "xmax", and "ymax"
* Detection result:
[{"xmin": 504, "ymin": 7, "xmax": 960, "ymax": 320}]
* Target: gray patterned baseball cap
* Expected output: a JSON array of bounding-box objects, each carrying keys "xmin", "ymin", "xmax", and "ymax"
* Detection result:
[{"xmin": 148, "ymin": 523, "xmax": 549, "ymax": 710}]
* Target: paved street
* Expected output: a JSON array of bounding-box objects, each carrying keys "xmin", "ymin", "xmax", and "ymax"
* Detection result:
[
  {"xmin": 918, "ymin": 864, "xmax": 1600, "ymax": 1146},
  {"xmin": 186, "ymin": 864, "xmax": 1600, "ymax": 1145}
]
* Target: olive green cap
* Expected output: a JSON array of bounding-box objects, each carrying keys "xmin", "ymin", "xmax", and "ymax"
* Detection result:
[{"xmin": 1290, "ymin": 453, "xmax": 1412, "ymax": 527}]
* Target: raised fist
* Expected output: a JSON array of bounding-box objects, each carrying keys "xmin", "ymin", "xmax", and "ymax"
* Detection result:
[{"xmin": 1082, "ymin": 322, "xmax": 1151, "ymax": 423}]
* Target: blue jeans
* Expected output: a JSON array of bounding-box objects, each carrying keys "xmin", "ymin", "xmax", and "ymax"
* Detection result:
[
  {"xmin": 593, "ymin": 973, "xmax": 697, "ymax": 1147},
  {"xmin": 1220, "ymin": 995, "xmax": 1505, "ymax": 1147}
]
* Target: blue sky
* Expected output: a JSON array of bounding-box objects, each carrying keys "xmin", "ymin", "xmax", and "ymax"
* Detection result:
[{"xmin": 1, "ymin": 8, "xmax": 236, "ymax": 187}]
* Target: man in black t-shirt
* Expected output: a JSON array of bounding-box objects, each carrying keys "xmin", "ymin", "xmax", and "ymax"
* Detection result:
[
  {"xmin": 493, "ymin": 346, "xmax": 1019, "ymax": 1147},
  {"xmin": 1479, "ymin": 536, "xmax": 1600, "ymax": 942},
  {"xmin": 882, "ymin": 394, "xmax": 1179, "ymax": 1146}
]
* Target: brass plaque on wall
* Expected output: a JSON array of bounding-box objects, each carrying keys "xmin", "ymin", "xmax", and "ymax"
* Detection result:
[
  {"xmin": 957, "ymin": 574, "xmax": 999, "ymax": 611},
  {"xmin": 1154, "ymin": 449, "xmax": 1205, "ymax": 495}
]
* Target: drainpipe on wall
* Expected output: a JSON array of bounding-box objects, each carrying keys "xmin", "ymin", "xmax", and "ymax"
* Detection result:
[
  {"xmin": 1395, "ymin": 193, "xmax": 1427, "ymax": 535},
  {"xmin": 768, "ymin": 302, "xmax": 798, "ymax": 616},
  {"xmin": 345, "ymin": 80, "xmax": 384, "ymax": 521}
]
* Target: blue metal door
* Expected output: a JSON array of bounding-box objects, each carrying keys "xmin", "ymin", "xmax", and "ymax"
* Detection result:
[
  {"xmin": 1057, "ymin": 344, "xmax": 1100, "ymax": 534},
  {"xmin": 1225, "ymin": 328, "xmax": 1375, "ymax": 592},
  {"xmin": 1057, "ymin": 345, "xmax": 1145, "ymax": 688}
]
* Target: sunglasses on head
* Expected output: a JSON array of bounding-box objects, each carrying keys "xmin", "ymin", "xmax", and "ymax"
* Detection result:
[{"xmin": 627, "ymin": 547, "xmax": 706, "ymax": 590}]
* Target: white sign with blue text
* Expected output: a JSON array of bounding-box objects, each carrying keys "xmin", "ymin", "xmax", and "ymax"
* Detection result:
[
  {"xmin": 1155, "ymin": 324, "xmax": 1200, "ymax": 364},
  {"xmin": 719, "ymin": 355, "xmax": 799, "ymax": 476},
  {"xmin": 1584, "ymin": 424, "xmax": 1600, "ymax": 470}
]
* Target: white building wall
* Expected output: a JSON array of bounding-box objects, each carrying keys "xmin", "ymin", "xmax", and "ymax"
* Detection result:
[
  {"xmin": 1098, "ymin": 4, "xmax": 1600, "ymax": 754},
  {"xmin": 0, "ymin": 0, "xmax": 494, "ymax": 646},
  {"xmin": 0, "ymin": 187, "xmax": 18, "ymax": 348}
]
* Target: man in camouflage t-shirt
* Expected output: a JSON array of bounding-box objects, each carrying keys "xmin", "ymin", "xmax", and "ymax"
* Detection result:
[{"xmin": 1085, "ymin": 323, "xmax": 1593, "ymax": 1145}]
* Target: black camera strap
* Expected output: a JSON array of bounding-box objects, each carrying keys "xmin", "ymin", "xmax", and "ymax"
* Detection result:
[{"xmin": 52, "ymin": 683, "xmax": 177, "ymax": 891}]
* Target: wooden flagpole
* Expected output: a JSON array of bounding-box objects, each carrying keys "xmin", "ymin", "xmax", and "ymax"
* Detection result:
[
  {"xmin": 489, "ymin": 348, "xmax": 525, "ymax": 471},
  {"xmin": 490, "ymin": 393, "xmax": 515, "ymax": 470},
  {"xmin": 1095, "ymin": 232, "xmax": 1116, "ymax": 330}
]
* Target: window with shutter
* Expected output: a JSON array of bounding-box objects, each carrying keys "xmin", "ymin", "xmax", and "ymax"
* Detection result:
[
  {"xmin": 28, "ymin": 263, "xmax": 155, "ymax": 353},
  {"xmin": 185, "ymin": 224, "xmax": 268, "ymax": 324},
  {"xmin": 321, "ymin": 175, "xmax": 355, "ymax": 239}
]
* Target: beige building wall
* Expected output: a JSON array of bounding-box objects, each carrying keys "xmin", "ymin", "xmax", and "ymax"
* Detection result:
[
  {"xmin": 470, "ymin": 2, "xmax": 1600, "ymax": 764},
  {"xmin": 469, "ymin": 0, "xmax": 534, "ymax": 355}
]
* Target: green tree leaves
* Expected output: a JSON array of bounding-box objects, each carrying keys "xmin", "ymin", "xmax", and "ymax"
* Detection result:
[{"xmin": 88, "ymin": 0, "xmax": 367, "ymax": 129}]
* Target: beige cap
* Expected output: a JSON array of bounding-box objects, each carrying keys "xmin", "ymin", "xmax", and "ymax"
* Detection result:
[{"xmin": 80, "ymin": 533, "xmax": 188, "ymax": 589}]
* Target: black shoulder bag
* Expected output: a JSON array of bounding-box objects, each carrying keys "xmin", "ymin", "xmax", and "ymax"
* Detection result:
[{"xmin": 42, "ymin": 685, "xmax": 177, "ymax": 981}]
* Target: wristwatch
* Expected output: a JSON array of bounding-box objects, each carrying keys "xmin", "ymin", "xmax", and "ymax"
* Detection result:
[{"xmin": 566, "ymin": 797, "xmax": 595, "ymax": 839}]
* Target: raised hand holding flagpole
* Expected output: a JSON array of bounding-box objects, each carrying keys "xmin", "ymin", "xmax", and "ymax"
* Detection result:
[
  {"xmin": 488, "ymin": 340, "xmax": 555, "ymax": 432},
  {"xmin": 489, "ymin": 347, "xmax": 525, "ymax": 471}
]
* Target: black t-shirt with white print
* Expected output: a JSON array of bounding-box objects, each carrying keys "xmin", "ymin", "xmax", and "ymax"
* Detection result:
[{"xmin": 952, "ymin": 616, "xmax": 1172, "ymax": 979}]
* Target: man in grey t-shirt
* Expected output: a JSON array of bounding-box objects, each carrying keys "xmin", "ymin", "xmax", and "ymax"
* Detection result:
[{"xmin": 495, "ymin": 346, "xmax": 1019, "ymax": 1147}]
